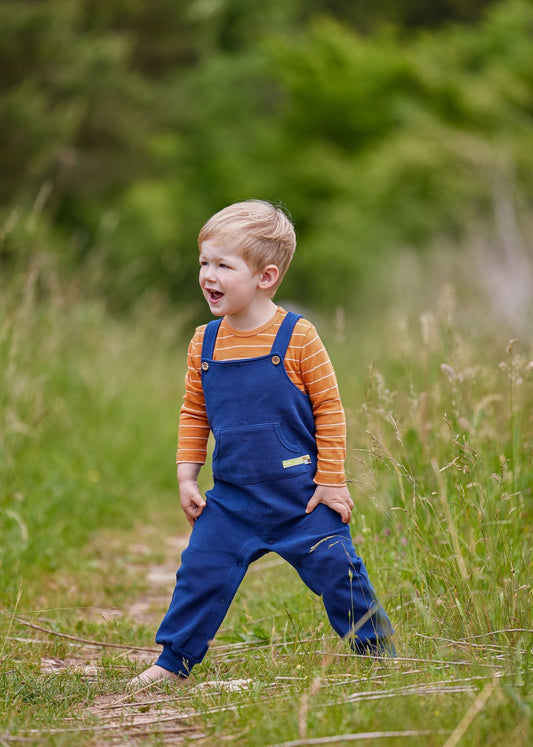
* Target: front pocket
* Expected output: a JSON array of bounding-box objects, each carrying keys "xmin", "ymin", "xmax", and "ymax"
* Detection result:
[{"xmin": 212, "ymin": 422, "xmax": 313, "ymax": 485}]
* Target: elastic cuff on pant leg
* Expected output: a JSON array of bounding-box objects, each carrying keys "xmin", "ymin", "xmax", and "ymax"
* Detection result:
[{"xmin": 156, "ymin": 646, "xmax": 194, "ymax": 677}]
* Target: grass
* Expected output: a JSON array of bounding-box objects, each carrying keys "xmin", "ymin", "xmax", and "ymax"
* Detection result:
[{"xmin": 1, "ymin": 245, "xmax": 532, "ymax": 745}]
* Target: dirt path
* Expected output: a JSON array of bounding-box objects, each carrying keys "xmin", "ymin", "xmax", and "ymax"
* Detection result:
[
  {"xmin": 36, "ymin": 528, "xmax": 279, "ymax": 744},
  {"xmin": 36, "ymin": 532, "xmax": 208, "ymax": 744},
  {"xmin": 89, "ymin": 533, "xmax": 207, "ymax": 745},
  {"xmin": 126, "ymin": 534, "xmax": 189, "ymax": 629}
]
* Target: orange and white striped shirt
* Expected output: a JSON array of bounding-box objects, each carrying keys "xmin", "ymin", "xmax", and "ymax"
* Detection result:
[{"xmin": 176, "ymin": 306, "xmax": 346, "ymax": 486}]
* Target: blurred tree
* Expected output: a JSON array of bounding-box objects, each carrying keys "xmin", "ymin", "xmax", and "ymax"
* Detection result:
[
  {"xmin": 81, "ymin": 0, "xmax": 204, "ymax": 71},
  {"xmin": 305, "ymin": 0, "xmax": 502, "ymax": 32},
  {"xmin": 148, "ymin": 1, "xmax": 533, "ymax": 309},
  {"xmin": 1, "ymin": 0, "xmax": 532, "ymax": 312},
  {"xmin": 0, "ymin": 1, "xmax": 154, "ymax": 217}
]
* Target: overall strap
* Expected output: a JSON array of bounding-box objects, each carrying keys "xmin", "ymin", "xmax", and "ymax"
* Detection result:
[
  {"xmin": 271, "ymin": 311, "xmax": 302, "ymax": 359},
  {"xmin": 201, "ymin": 319, "xmax": 223, "ymax": 360}
]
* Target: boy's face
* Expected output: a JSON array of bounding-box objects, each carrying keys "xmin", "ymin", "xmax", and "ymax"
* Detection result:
[{"xmin": 199, "ymin": 239, "xmax": 262, "ymax": 320}]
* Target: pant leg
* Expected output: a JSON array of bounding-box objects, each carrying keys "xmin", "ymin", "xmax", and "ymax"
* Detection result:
[
  {"xmin": 155, "ymin": 498, "xmax": 254, "ymax": 676},
  {"xmin": 278, "ymin": 505, "xmax": 395, "ymax": 653}
]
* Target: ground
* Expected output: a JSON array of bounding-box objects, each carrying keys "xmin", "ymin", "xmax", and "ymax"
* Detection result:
[{"xmin": 33, "ymin": 531, "xmax": 266, "ymax": 745}]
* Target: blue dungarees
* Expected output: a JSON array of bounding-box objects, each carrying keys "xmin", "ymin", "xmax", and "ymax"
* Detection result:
[{"xmin": 156, "ymin": 312, "xmax": 394, "ymax": 676}]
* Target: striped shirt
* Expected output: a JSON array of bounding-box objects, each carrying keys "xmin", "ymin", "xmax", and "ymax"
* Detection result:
[{"xmin": 177, "ymin": 306, "xmax": 346, "ymax": 486}]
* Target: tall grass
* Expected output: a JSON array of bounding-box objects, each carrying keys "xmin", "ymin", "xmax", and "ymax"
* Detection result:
[
  {"xmin": 1, "ymin": 236, "xmax": 532, "ymax": 745},
  {"xmin": 336, "ymin": 299, "xmax": 533, "ymax": 652},
  {"xmin": 0, "ymin": 250, "xmax": 190, "ymax": 605}
]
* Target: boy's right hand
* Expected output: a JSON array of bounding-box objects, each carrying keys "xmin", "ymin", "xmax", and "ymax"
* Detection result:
[
  {"xmin": 177, "ymin": 463, "xmax": 206, "ymax": 527},
  {"xmin": 180, "ymin": 483, "xmax": 206, "ymax": 527}
]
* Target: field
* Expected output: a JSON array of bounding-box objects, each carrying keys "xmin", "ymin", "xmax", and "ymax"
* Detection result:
[{"xmin": 1, "ymin": 250, "xmax": 532, "ymax": 746}]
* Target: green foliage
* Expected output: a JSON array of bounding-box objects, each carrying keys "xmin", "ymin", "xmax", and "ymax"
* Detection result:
[
  {"xmin": 306, "ymin": 0, "xmax": 502, "ymax": 31},
  {"xmin": 1, "ymin": 1, "xmax": 533, "ymax": 311},
  {"xmin": 0, "ymin": 1, "xmax": 154, "ymax": 210}
]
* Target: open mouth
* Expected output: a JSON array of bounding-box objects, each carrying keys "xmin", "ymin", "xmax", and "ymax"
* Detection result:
[{"xmin": 207, "ymin": 289, "xmax": 224, "ymax": 302}]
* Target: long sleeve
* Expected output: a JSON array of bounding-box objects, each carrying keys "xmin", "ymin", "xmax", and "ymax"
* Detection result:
[
  {"xmin": 176, "ymin": 328, "xmax": 210, "ymax": 464},
  {"xmin": 295, "ymin": 324, "xmax": 346, "ymax": 486}
]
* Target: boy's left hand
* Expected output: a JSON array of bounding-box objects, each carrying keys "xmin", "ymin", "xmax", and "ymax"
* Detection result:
[{"xmin": 305, "ymin": 484, "xmax": 354, "ymax": 524}]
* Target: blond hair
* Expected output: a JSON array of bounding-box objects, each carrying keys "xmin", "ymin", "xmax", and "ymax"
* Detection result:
[{"xmin": 198, "ymin": 200, "xmax": 296, "ymax": 292}]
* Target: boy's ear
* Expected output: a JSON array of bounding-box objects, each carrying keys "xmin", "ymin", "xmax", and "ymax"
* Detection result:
[{"xmin": 258, "ymin": 264, "xmax": 279, "ymax": 290}]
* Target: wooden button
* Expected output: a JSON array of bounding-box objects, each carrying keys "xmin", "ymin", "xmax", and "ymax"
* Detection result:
[
  {"xmin": 201, "ymin": 361, "xmax": 209, "ymax": 371},
  {"xmin": 271, "ymin": 355, "xmax": 281, "ymax": 365}
]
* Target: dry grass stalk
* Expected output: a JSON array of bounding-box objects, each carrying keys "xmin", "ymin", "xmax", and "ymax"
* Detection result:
[
  {"xmin": 267, "ymin": 729, "xmax": 440, "ymax": 746},
  {"xmin": 12, "ymin": 616, "xmax": 158, "ymax": 653},
  {"xmin": 442, "ymin": 678, "xmax": 497, "ymax": 747}
]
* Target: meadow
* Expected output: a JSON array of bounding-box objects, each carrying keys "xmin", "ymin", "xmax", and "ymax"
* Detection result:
[{"xmin": 1, "ymin": 245, "xmax": 532, "ymax": 746}]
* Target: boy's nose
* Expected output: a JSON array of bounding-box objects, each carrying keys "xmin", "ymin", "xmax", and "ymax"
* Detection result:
[{"xmin": 201, "ymin": 266, "xmax": 216, "ymax": 282}]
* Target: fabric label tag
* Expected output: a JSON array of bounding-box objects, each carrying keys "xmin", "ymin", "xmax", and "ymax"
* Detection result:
[{"xmin": 282, "ymin": 454, "xmax": 312, "ymax": 469}]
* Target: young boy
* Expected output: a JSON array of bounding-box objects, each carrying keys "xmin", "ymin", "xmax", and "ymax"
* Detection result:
[{"xmin": 131, "ymin": 200, "xmax": 394, "ymax": 686}]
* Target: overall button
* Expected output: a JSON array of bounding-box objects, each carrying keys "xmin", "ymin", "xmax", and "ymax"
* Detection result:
[
  {"xmin": 271, "ymin": 355, "xmax": 281, "ymax": 365},
  {"xmin": 201, "ymin": 361, "xmax": 209, "ymax": 371}
]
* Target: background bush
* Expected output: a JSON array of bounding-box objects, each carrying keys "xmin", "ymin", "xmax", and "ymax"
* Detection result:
[{"xmin": 1, "ymin": 0, "xmax": 532, "ymax": 316}]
